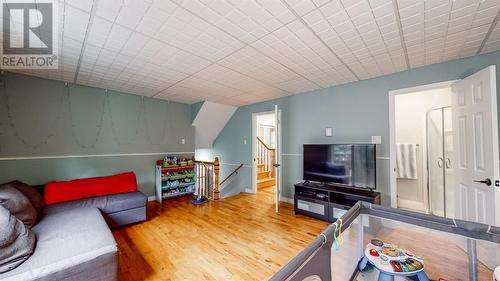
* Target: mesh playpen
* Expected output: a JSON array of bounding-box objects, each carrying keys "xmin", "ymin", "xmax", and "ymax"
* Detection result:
[{"xmin": 270, "ymin": 202, "xmax": 500, "ymax": 281}]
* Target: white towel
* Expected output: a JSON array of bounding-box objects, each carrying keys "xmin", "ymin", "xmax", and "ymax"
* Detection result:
[{"xmin": 396, "ymin": 143, "xmax": 418, "ymax": 179}]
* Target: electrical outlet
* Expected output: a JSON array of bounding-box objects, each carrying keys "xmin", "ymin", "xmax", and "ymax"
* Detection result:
[
  {"xmin": 181, "ymin": 138, "xmax": 185, "ymax": 145},
  {"xmin": 243, "ymin": 139, "xmax": 247, "ymax": 145}
]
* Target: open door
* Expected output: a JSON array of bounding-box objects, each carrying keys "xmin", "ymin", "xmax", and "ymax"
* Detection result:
[
  {"xmin": 274, "ymin": 105, "xmax": 282, "ymax": 213},
  {"xmin": 451, "ymin": 65, "xmax": 500, "ymax": 227}
]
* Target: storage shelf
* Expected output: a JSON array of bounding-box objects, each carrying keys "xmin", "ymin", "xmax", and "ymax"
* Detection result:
[
  {"xmin": 162, "ymin": 182, "xmax": 195, "ymax": 189},
  {"xmin": 161, "ymin": 190, "xmax": 194, "ymax": 199},
  {"xmin": 156, "ymin": 163, "xmax": 197, "ymax": 203},
  {"xmin": 160, "ymin": 165, "xmax": 195, "ymax": 172}
]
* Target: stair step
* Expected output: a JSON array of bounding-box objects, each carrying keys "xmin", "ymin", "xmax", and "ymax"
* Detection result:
[
  {"xmin": 257, "ymin": 171, "xmax": 271, "ymax": 180},
  {"xmin": 257, "ymin": 177, "xmax": 275, "ymax": 188}
]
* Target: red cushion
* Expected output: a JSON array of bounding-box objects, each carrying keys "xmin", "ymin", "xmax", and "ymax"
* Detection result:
[{"xmin": 44, "ymin": 172, "xmax": 138, "ymax": 205}]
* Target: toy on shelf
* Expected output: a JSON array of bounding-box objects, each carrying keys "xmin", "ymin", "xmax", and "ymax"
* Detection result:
[
  {"xmin": 160, "ymin": 156, "xmax": 178, "ymax": 168},
  {"xmin": 156, "ymin": 156, "xmax": 196, "ymax": 201},
  {"xmin": 358, "ymin": 239, "xmax": 430, "ymax": 281}
]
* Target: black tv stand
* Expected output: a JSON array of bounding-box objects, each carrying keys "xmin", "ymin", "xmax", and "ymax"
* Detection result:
[{"xmin": 294, "ymin": 182, "xmax": 381, "ymax": 222}]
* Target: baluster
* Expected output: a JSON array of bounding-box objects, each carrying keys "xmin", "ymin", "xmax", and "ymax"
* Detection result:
[
  {"xmin": 213, "ymin": 157, "xmax": 219, "ymax": 200},
  {"xmin": 266, "ymin": 148, "xmax": 269, "ymax": 172},
  {"xmin": 263, "ymin": 145, "xmax": 266, "ymax": 171},
  {"xmin": 267, "ymin": 150, "xmax": 270, "ymax": 173},
  {"xmin": 205, "ymin": 164, "xmax": 208, "ymax": 198},
  {"xmin": 203, "ymin": 164, "xmax": 207, "ymax": 198},
  {"xmin": 264, "ymin": 148, "xmax": 269, "ymax": 170},
  {"xmin": 257, "ymin": 142, "xmax": 261, "ymax": 164},
  {"xmin": 201, "ymin": 164, "xmax": 204, "ymax": 198}
]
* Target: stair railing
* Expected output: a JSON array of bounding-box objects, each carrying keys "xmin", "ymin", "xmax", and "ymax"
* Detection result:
[
  {"xmin": 220, "ymin": 164, "xmax": 244, "ymax": 186},
  {"xmin": 194, "ymin": 157, "xmax": 220, "ymax": 201},
  {"xmin": 257, "ymin": 137, "xmax": 275, "ymax": 177}
]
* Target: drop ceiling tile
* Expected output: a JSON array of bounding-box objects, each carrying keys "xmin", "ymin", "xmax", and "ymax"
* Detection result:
[
  {"xmin": 11, "ymin": 0, "xmax": 500, "ymax": 106},
  {"xmin": 65, "ymin": 0, "xmax": 93, "ymax": 12},
  {"xmin": 95, "ymin": 0, "xmax": 123, "ymax": 21},
  {"xmin": 63, "ymin": 5, "xmax": 90, "ymax": 42},
  {"xmin": 115, "ymin": 1, "xmax": 150, "ymax": 29},
  {"xmin": 86, "ymin": 17, "xmax": 113, "ymax": 48},
  {"xmin": 104, "ymin": 24, "xmax": 133, "ymax": 52}
]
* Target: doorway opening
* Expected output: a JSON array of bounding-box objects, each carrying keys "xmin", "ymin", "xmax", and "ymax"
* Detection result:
[
  {"xmin": 252, "ymin": 106, "xmax": 282, "ymax": 213},
  {"xmin": 391, "ymin": 84, "xmax": 454, "ymax": 217},
  {"xmin": 252, "ymin": 112, "xmax": 276, "ymax": 195},
  {"xmin": 390, "ymin": 66, "xmax": 499, "ymax": 228}
]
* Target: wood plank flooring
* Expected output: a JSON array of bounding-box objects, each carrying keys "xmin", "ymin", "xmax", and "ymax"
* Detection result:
[{"xmin": 112, "ymin": 187, "xmax": 328, "ymax": 280}]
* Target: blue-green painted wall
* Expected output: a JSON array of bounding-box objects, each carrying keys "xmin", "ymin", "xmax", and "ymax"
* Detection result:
[
  {"xmin": 0, "ymin": 72, "xmax": 195, "ymax": 196},
  {"xmin": 210, "ymin": 51, "xmax": 500, "ymax": 206}
]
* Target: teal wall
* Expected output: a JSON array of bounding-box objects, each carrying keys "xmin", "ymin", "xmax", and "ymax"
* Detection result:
[
  {"xmin": 210, "ymin": 50, "xmax": 500, "ymax": 206},
  {"xmin": 0, "ymin": 72, "xmax": 195, "ymax": 196}
]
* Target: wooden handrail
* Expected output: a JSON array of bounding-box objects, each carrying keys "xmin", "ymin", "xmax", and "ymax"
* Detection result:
[
  {"xmin": 220, "ymin": 164, "xmax": 243, "ymax": 186},
  {"xmin": 257, "ymin": 136, "xmax": 274, "ymax": 150},
  {"xmin": 194, "ymin": 160, "xmax": 215, "ymax": 165}
]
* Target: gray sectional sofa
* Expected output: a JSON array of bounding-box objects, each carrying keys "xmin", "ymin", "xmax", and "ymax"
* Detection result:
[{"xmin": 0, "ymin": 190, "xmax": 147, "ymax": 281}]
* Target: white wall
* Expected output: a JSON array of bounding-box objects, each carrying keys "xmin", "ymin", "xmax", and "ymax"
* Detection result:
[
  {"xmin": 256, "ymin": 113, "xmax": 276, "ymax": 148},
  {"xmin": 395, "ymin": 87, "xmax": 451, "ymax": 211},
  {"xmin": 256, "ymin": 114, "xmax": 275, "ymax": 127}
]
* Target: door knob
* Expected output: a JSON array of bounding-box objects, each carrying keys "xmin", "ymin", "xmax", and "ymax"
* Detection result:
[
  {"xmin": 473, "ymin": 178, "xmax": 492, "ymax": 186},
  {"xmin": 437, "ymin": 157, "xmax": 443, "ymax": 168}
]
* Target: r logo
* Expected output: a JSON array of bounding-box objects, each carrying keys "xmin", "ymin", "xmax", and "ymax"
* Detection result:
[{"xmin": 3, "ymin": 3, "xmax": 53, "ymax": 54}]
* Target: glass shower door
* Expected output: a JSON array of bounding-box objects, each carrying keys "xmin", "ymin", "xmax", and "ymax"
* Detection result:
[
  {"xmin": 427, "ymin": 108, "xmax": 445, "ymax": 217},
  {"xmin": 443, "ymin": 107, "xmax": 454, "ymax": 218}
]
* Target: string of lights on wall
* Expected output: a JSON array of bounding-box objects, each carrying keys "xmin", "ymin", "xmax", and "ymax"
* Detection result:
[
  {"xmin": 66, "ymin": 84, "xmax": 106, "ymax": 149},
  {"xmin": 2, "ymin": 75, "xmax": 65, "ymax": 150},
  {"xmin": 0, "ymin": 73, "xmax": 176, "ymax": 150}
]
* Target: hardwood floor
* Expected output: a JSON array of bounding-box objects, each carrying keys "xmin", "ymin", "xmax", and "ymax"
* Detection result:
[{"xmin": 112, "ymin": 189, "xmax": 328, "ymax": 280}]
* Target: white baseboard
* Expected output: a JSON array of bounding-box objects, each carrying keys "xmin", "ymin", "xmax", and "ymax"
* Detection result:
[
  {"xmin": 280, "ymin": 196, "xmax": 294, "ymax": 204},
  {"xmin": 148, "ymin": 196, "xmax": 156, "ymax": 202}
]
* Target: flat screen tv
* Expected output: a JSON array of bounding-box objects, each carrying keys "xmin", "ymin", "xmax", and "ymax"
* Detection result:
[{"xmin": 303, "ymin": 144, "xmax": 376, "ymax": 189}]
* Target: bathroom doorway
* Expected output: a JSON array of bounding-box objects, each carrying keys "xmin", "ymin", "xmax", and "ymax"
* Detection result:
[{"xmin": 391, "ymin": 83, "xmax": 454, "ymax": 216}]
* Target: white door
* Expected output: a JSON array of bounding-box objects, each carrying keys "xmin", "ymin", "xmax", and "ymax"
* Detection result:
[
  {"xmin": 452, "ymin": 65, "xmax": 500, "ymax": 226},
  {"xmin": 274, "ymin": 105, "xmax": 282, "ymax": 213}
]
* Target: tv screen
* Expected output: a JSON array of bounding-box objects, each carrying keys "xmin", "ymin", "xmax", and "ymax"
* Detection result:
[{"xmin": 303, "ymin": 144, "xmax": 376, "ymax": 189}]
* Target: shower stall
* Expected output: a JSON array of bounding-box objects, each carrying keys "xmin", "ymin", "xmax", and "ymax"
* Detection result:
[{"xmin": 426, "ymin": 106, "xmax": 454, "ymax": 218}]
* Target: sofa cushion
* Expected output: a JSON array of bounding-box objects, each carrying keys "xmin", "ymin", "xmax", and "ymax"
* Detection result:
[
  {"xmin": 0, "ymin": 205, "xmax": 36, "ymax": 273},
  {"xmin": 43, "ymin": 191, "xmax": 147, "ymax": 215},
  {"xmin": 4, "ymin": 181, "xmax": 45, "ymax": 214},
  {"xmin": 44, "ymin": 172, "xmax": 138, "ymax": 205},
  {"xmin": 0, "ymin": 207, "xmax": 117, "ymax": 280},
  {"xmin": 0, "ymin": 184, "xmax": 38, "ymax": 228}
]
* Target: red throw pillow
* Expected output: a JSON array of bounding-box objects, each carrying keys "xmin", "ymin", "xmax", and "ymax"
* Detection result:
[{"xmin": 44, "ymin": 172, "xmax": 138, "ymax": 205}]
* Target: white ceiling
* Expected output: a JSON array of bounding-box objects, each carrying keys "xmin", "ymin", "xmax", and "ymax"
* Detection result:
[{"xmin": 4, "ymin": 0, "xmax": 500, "ymax": 106}]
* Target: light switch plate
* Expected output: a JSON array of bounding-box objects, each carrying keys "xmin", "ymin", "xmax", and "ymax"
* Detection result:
[
  {"xmin": 325, "ymin": 127, "xmax": 333, "ymax": 137},
  {"xmin": 371, "ymin": 136, "xmax": 381, "ymax": 144},
  {"xmin": 244, "ymin": 139, "xmax": 247, "ymax": 145}
]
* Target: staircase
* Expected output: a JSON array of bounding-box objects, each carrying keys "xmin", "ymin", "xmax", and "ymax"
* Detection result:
[{"xmin": 256, "ymin": 137, "xmax": 275, "ymax": 189}]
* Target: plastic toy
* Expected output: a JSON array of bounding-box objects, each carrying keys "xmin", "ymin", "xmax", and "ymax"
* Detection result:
[{"xmin": 358, "ymin": 239, "xmax": 430, "ymax": 281}]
